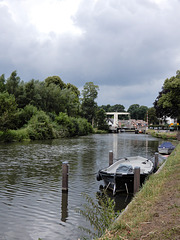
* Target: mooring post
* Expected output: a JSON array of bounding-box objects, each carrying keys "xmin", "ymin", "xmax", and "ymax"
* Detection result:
[
  {"xmin": 62, "ymin": 161, "xmax": 69, "ymax": 192},
  {"xmin": 109, "ymin": 150, "xmax": 113, "ymax": 166},
  {"xmin": 154, "ymin": 152, "xmax": 159, "ymax": 172},
  {"xmin": 134, "ymin": 167, "xmax": 140, "ymax": 195}
]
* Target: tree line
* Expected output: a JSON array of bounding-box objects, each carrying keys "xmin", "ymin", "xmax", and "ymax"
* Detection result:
[
  {"xmin": 0, "ymin": 69, "xmax": 179, "ymax": 141},
  {"xmin": 0, "ymin": 71, "xmax": 99, "ymax": 141}
]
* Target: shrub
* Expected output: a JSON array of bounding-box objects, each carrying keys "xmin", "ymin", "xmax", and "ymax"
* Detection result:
[
  {"xmin": 0, "ymin": 128, "xmax": 29, "ymax": 142},
  {"xmin": 27, "ymin": 111, "xmax": 56, "ymax": 140},
  {"xmin": 55, "ymin": 113, "xmax": 93, "ymax": 137}
]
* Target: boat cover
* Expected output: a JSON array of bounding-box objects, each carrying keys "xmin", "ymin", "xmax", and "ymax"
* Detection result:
[
  {"xmin": 159, "ymin": 142, "xmax": 175, "ymax": 149},
  {"xmin": 116, "ymin": 164, "xmax": 133, "ymax": 174}
]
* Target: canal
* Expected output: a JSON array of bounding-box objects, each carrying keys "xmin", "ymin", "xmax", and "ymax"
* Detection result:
[{"xmin": 0, "ymin": 133, "xmax": 163, "ymax": 240}]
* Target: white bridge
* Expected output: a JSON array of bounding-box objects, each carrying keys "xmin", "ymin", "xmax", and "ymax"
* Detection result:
[{"xmin": 106, "ymin": 112, "xmax": 130, "ymax": 132}]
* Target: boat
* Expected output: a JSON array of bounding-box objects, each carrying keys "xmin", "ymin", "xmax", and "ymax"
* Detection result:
[
  {"xmin": 158, "ymin": 142, "xmax": 175, "ymax": 155},
  {"xmin": 96, "ymin": 156, "xmax": 154, "ymax": 195}
]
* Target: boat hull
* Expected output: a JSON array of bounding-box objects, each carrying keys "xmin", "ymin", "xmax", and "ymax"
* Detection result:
[
  {"xmin": 158, "ymin": 147, "xmax": 173, "ymax": 155},
  {"xmin": 98, "ymin": 171, "xmax": 148, "ymax": 194}
]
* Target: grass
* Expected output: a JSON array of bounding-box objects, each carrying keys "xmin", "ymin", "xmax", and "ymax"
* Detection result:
[
  {"xmin": 99, "ymin": 142, "xmax": 180, "ymax": 240},
  {"xmin": 147, "ymin": 129, "xmax": 178, "ymax": 140}
]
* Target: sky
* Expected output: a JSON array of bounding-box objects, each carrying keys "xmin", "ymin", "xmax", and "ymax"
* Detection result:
[{"xmin": 0, "ymin": 0, "xmax": 180, "ymax": 109}]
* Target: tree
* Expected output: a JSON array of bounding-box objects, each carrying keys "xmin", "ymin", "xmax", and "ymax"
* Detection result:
[
  {"xmin": 127, "ymin": 104, "xmax": 140, "ymax": 119},
  {"xmin": 95, "ymin": 108, "xmax": 109, "ymax": 130},
  {"xmin": 45, "ymin": 76, "xmax": 66, "ymax": 89},
  {"xmin": 100, "ymin": 104, "xmax": 125, "ymax": 112},
  {"xmin": 0, "ymin": 74, "xmax": 5, "ymax": 92},
  {"xmin": 0, "ymin": 92, "xmax": 17, "ymax": 131},
  {"xmin": 154, "ymin": 70, "xmax": 180, "ymax": 122},
  {"xmin": 127, "ymin": 104, "xmax": 148, "ymax": 120},
  {"xmin": 148, "ymin": 107, "xmax": 159, "ymax": 125},
  {"xmin": 5, "ymin": 70, "xmax": 21, "ymax": 98},
  {"xmin": 81, "ymin": 82, "xmax": 99, "ymax": 125},
  {"xmin": 138, "ymin": 105, "xmax": 148, "ymax": 120}
]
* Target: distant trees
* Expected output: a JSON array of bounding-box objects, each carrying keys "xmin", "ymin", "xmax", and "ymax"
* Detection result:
[
  {"xmin": 95, "ymin": 108, "xmax": 109, "ymax": 130},
  {"xmin": 127, "ymin": 104, "xmax": 148, "ymax": 120},
  {"xmin": 148, "ymin": 107, "xmax": 159, "ymax": 125},
  {"xmin": 154, "ymin": 70, "xmax": 180, "ymax": 122},
  {"xmin": 100, "ymin": 104, "xmax": 125, "ymax": 112}
]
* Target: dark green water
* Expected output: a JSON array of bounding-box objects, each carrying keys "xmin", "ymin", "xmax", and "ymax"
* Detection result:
[{"xmin": 0, "ymin": 133, "xmax": 163, "ymax": 240}]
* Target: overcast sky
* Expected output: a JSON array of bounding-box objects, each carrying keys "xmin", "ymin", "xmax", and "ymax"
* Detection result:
[{"xmin": 0, "ymin": 0, "xmax": 180, "ymax": 109}]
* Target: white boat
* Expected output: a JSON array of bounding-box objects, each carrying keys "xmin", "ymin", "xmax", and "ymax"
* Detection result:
[{"xmin": 97, "ymin": 156, "xmax": 154, "ymax": 195}]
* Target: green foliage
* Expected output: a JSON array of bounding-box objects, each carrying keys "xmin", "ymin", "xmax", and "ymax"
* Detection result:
[
  {"xmin": 0, "ymin": 129, "xmax": 29, "ymax": 142},
  {"xmin": 0, "ymin": 71, "xmax": 95, "ymax": 141},
  {"xmin": 5, "ymin": 70, "xmax": 21, "ymax": 98},
  {"xmin": 77, "ymin": 192, "xmax": 119, "ymax": 239},
  {"xmin": 81, "ymin": 82, "xmax": 99, "ymax": 125},
  {"xmin": 0, "ymin": 74, "xmax": 5, "ymax": 92},
  {"xmin": 45, "ymin": 75, "xmax": 66, "ymax": 89},
  {"xmin": 55, "ymin": 112, "xmax": 93, "ymax": 137},
  {"xmin": 154, "ymin": 70, "xmax": 180, "ymax": 121},
  {"xmin": 95, "ymin": 108, "xmax": 109, "ymax": 130},
  {"xmin": 128, "ymin": 104, "xmax": 148, "ymax": 120},
  {"xmin": 27, "ymin": 111, "xmax": 56, "ymax": 140},
  {"xmin": 148, "ymin": 107, "xmax": 159, "ymax": 125},
  {"xmin": 100, "ymin": 104, "xmax": 125, "ymax": 113},
  {"xmin": 15, "ymin": 104, "xmax": 38, "ymax": 128},
  {"xmin": 0, "ymin": 92, "xmax": 17, "ymax": 131}
]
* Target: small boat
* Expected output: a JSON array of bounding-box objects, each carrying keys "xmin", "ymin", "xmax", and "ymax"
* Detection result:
[
  {"xmin": 96, "ymin": 156, "xmax": 154, "ymax": 195},
  {"xmin": 158, "ymin": 142, "xmax": 175, "ymax": 155}
]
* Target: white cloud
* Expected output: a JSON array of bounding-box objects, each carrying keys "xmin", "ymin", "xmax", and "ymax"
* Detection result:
[{"xmin": 0, "ymin": 0, "xmax": 180, "ymax": 106}]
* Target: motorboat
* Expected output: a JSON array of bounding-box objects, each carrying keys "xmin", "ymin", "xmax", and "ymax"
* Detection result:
[
  {"xmin": 96, "ymin": 156, "xmax": 154, "ymax": 195},
  {"xmin": 158, "ymin": 142, "xmax": 175, "ymax": 155}
]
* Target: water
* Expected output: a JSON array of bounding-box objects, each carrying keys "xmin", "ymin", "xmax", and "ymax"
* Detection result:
[{"xmin": 0, "ymin": 133, "xmax": 162, "ymax": 240}]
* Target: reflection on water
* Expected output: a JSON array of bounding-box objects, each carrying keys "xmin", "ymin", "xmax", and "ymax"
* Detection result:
[
  {"xmin": 0, "ymin": 133, "xmax": 162, "ymax": 240},
  {"xmin": 61, "ymin": 192, "xmax": 68, "ymax": 222}
]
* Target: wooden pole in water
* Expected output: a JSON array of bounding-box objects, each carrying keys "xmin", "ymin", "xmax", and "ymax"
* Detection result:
[
  {"xmin": 154, "ymin": 152, "xmax": 159, "ymax": 172},
  {"xmin": 109, "ymin": 150, "xmax": 113, "ymax": 166},
  {"xmin": 134, "ymin": 167, "xmax": 140, "ymax": 195},
  {"xmin": 62, "ymin": 161, "xmax": 68, "ymax": 192}
]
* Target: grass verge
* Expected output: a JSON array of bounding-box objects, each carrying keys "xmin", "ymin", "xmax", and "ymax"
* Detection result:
[{"xmin": 147, "ymin": 129, "xmax": 178, "ymax": 140}]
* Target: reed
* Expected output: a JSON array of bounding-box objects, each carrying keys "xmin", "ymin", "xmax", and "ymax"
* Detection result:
[{"xmin": 76, "ymin": 191, "xmax": 119, "ymax": 239}]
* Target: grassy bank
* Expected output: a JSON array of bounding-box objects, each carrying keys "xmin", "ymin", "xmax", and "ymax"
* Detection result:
[
  {"xmin": 100, "ymin": 143, "xmax": 180, "ymax": 240},
  {"xmin": 147, "ymin": 129, "xmax": 178, "ymax": 140}
]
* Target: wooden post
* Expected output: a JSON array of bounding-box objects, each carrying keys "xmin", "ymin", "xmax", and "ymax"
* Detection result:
[
  {"xmin": 62, "ymin": 161, "xmax": 68, "ymax": 192},
  {"xmin": 134, "ymin": 167, "xmax": 140, "ymax": 195},
  {"xmin": 154, "ymin": 152, "xmax": 159, "ymax": 172},
  {"xmin": 109, "ymin": 150, "xmax": 113, "ymax": 166}
]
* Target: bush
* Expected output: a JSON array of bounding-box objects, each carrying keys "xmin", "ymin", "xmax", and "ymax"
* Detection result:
[
  {"xmin": 55, "ymin": 113, "xmax": 93, "ymax": 137},
  {"xmin": 0, "ymin": 129, "xmax": 29, "ymax": 142},
  {"xmin": 27, "ymin": 111, "xmax": 56, "ymax": 140}
]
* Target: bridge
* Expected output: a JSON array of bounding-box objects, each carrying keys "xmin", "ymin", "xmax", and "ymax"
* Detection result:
[{"xmin": 106, "ymin": 112, "xmax": 130, "ymax": 132}]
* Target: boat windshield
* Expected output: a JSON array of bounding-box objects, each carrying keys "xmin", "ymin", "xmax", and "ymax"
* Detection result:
[{"xmin": 116, "ymin": 164, "xmax": 133, "ymax": 174}]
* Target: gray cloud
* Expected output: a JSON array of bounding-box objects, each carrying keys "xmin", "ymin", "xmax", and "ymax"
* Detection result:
[{"xmin": 0, "ymin": 0, "xmax": 180, "ymax": 108}]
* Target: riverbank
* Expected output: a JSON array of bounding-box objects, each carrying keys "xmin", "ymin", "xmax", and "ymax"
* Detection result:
[
  {"xmin": 147, "ymin": 129, "xmax": 179, "ymax": 140},
  {"xmin": 100, "ymin": 143, "xmax": 180, "ymax": 240}
]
